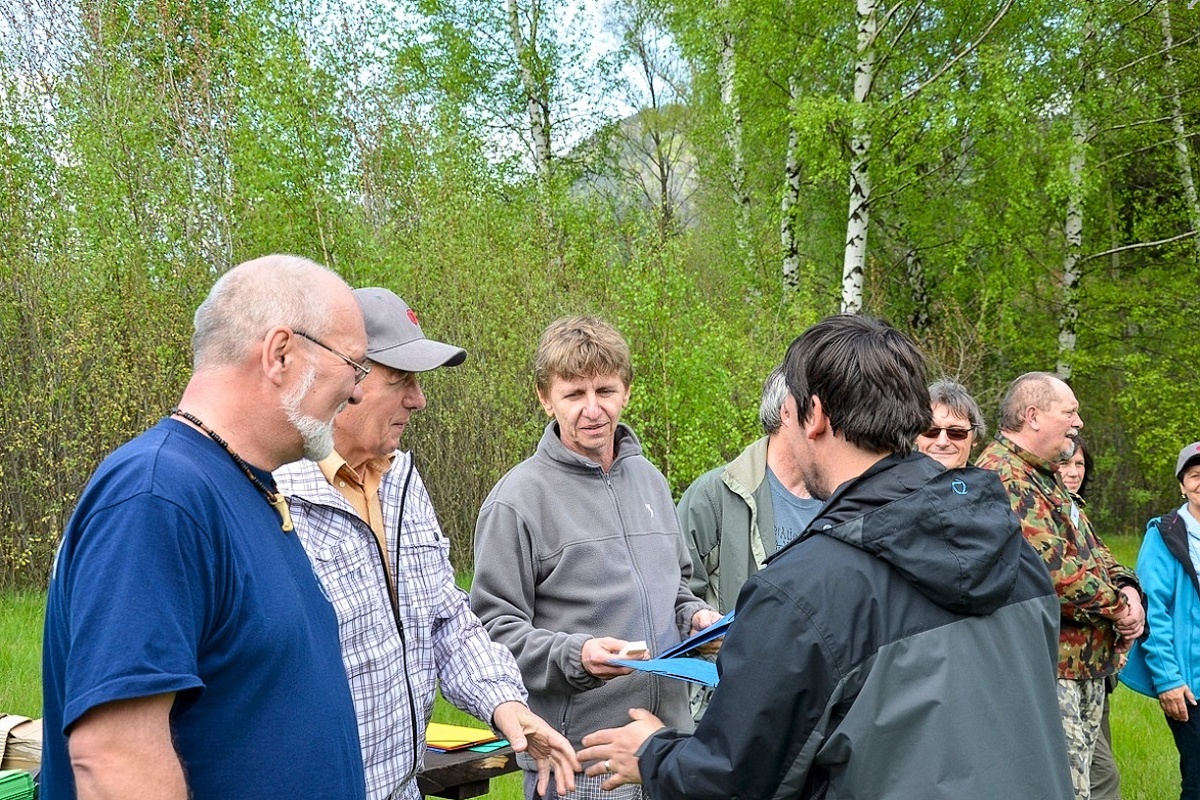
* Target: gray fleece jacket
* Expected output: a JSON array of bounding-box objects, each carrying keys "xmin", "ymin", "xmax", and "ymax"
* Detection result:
[{"xmin": 470, "ymin": 421, "xmax": 709, "ymax": 757}]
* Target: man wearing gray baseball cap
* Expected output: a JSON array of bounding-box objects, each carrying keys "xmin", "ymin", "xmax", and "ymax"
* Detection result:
[
  {"xmin": 275, "ymin": 287, "xmax": 579, "ymax": 800},
  {"xmin": 354, "ymin": 287, "xmax": 467, "ymax": 371}
]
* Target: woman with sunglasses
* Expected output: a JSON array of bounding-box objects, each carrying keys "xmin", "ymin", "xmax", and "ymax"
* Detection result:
[{"xmin": 915, "ymin": 379, "xmax": 987, "ymax": 470}]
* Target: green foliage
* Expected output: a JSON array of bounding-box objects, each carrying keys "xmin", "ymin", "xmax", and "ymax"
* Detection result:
[
  {"xmin": 612, "ymin": 238, "xmax": 763, "ymax": 492},
  {"xmin": 2, "ymin": 0, "xmax": 1199, "ymax": 587}
]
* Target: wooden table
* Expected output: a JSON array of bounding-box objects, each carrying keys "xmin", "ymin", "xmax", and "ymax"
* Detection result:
[{"xmin": 418, "ymin": 745, "xmax": 519, "ymax": 799}]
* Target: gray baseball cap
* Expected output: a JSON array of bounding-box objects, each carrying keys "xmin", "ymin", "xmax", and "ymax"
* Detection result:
[
  {"xmin": 353, "ymin": 287, "xmax": 466, "ymax": 372},
  {"xmin": 1176, "ymin": 441, "xmax": 1200, "ymax": 481}
]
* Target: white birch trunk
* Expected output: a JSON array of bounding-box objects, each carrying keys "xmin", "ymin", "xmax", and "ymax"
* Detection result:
[
  {"xmin": 1157, "ymin": 1, "xmax": 1200, "ymax": 262},
  {"xmin": 1057, "ymin": 12, "xmax": 1094, "ymax": 381},
  {"xmin": 507, "ymin": 0, "xmax": 552, "ymax": 183},
  {"xmin": 717, "ymin": 0, "xmax": 752, "ymax": 273},
  {"xmin": 842, "ymin": 0, "xmax": 877, "ymax": 315},
  {"xmin": 1057, "ymin": 111, "xmax": 1087, "ymax": 381},
  {"xmin": 781, "ymin": 72, "xmax": 802, "ymax": 295}
]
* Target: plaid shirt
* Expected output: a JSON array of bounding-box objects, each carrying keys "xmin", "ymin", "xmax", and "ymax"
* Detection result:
[
  {"xmin": 275, "ymin": 452, "xmax": 527, "ymax": 800},
  {"xmin": 977, "ymin": 435, "xmax": 1139, "ymax": 680}
]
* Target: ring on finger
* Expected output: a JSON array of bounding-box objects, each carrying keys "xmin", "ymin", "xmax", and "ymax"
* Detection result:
[{"xmin": 604, "ymin": 759, "xmax": 612, "ymax": 773}]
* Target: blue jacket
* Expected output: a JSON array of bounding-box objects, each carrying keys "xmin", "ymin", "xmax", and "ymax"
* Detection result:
[{"xmin": 1121, "ymin": 509, "xmax": 1200, "ymax": 698}]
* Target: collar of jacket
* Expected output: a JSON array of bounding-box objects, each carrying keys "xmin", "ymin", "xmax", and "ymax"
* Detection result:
[
  {"xmin": 539, "ymin": 420, "xmax": 643, "ymax": 472},
  {"xmin": 784, "ymin": 452, "xmax": 1023, "ymax": 615},
  {"xmin": 992, "ymin": 433, "xmax": 1063, "ymax": 478}
]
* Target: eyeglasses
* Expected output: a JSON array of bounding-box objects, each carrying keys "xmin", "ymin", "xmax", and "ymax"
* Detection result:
[
  {"xmin": 918, "ymin": 426, "xmax": 973, "ymax": 441},
  {"xmin": 293, "ymin": 330, "xmax": 372, "ymax": 384}
]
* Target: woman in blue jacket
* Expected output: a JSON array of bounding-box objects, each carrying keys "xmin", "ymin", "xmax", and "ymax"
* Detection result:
[{"xmin": 1123, "ymin": 441, "xmax": 1200, "ymax": 800}]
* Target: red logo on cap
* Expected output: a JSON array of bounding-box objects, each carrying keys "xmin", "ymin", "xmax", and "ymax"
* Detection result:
[{"xmin": 407, "ymin": 309, "xmax": 419, "ymax": 326}]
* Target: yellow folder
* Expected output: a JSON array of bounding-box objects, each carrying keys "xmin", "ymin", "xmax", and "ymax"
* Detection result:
[{"xmin": 425, "ymin": 722, "xmax": 501, "ymax": 752}]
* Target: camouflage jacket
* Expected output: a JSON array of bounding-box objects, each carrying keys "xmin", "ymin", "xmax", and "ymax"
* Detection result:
[{"xmin": 977, "ymin": 435, "xmax": 1140, "ymax": 680}]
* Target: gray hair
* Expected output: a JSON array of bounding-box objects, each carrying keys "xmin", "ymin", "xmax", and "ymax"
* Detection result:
[
  {"xmin": 928, "ymin": 378, "xmax": 987, "ymax": 441},
  {"xmin": 759, "ymin": 365, "xmax": 788, "ymax": 435},
  {"xmin": 997, "ymin": 372, "xmax": 1059, "ymax": 433},
  {"xmin": 192, "ymin": 254, "xmax": 343, "ymax": 370}
]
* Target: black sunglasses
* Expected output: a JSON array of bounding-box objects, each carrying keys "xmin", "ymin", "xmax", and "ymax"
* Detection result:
[{"xmin": 918, "ymin": 426, "xmax": 972, "ymax": 441}]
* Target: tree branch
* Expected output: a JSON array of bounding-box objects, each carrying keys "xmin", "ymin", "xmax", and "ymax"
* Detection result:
[
  {"xmin": 1082, "ymin": 230, "xmax": 1199, "ymax": 263},
  {"xmin": 898, "ymin": 0, "xmax": 1015, "ymax": 104}
]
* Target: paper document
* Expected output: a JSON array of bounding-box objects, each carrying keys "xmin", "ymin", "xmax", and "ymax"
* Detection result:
[{"xmin": 658, "ymin": 609, "xmax": 734, "ymax": 658}]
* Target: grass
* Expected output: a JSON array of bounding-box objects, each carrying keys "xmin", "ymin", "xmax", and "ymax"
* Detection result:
[
  {"xmin": 1, "ymin": 536, "xmax": 1177, "ymax": 798},
  {"xmin": 429, "ymin": 696, "xmax": 523, "ymax": 799},
  {"xmin": 1103, "ymin": 534, "xmax": 1176, "ymax": 800},
  {"xmin": 0, "ymin": 590, "xmax": 43, "ymax": 718}
]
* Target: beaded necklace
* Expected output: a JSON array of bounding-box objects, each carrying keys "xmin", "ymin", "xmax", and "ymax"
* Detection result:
[{"xmin": 170, "ymin": 407, "xmax": 294, "ymax": 532}]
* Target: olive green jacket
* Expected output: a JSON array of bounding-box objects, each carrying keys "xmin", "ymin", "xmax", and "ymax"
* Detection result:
[{"xmin": 676, "ymin": 436, "xmax": 777, "ymax": 612}]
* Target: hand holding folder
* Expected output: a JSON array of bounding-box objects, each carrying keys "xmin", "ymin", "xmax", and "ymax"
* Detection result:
[{"xmin": 607, "ymin": 609, "xmax": 734, "ymax": 687}]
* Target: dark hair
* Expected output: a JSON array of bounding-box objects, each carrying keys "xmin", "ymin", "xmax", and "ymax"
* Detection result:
[
  {"xmin": 782, "ymin": 314, "xmax": 931, "ymax": 455},
  {"xmin": 1067, "ymin": 433, "xmax": 1094, "ymax": 498}
]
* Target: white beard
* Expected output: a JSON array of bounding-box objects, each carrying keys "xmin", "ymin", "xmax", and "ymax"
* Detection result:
[{"xmin": 283, "ymin": 365, "xmax": 336, "ymax": 461}]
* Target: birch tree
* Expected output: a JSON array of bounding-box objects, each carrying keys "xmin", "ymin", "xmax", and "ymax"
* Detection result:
[
  {"xmin": 1155, "ymin": 0, "xmax": 1200, "ymax": 262},
  {"xmin": 715, "ymin": 0, "xmax": 753, "ymax": 273},
  {"xmin": 841, "ymin": 0, "xmax": 877, "ymax": 314},
  {"xmin": 507, "ymin": 0, "xmax": 554, "ymax": 184},
  {"xmin": 1055, "ymin": 6, "xmax": 1096, "ymax": 381},
  {"xmin": 1056, "ymin": 107, "xmax": 1087, "ymax": 381},
  {"xmin": 604, "ymin": 0, "xmax": 697, "ymax": 242},
  {"xmin": 781, "ymin": 71, "xmax": 803, "ymax": 294}
]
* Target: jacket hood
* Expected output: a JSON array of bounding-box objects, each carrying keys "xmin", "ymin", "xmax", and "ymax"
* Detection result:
[{"xmin": 798, "ymin": 452, "xmax": 1024, "ymax": 615}]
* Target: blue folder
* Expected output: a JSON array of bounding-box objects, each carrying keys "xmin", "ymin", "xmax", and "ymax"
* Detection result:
[{"xmin": 609, "ymin": 609, "xmax": 735, "ymax": 688}]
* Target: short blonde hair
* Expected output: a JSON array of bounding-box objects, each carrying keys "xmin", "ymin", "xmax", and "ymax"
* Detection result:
[{"xmin": 534, "ymin": 316, "xmax": 633, "ymax": 395}]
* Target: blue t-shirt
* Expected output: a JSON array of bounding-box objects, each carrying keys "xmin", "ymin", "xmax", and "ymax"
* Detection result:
[
  {"xmin": 42, "ymin": 419, "xmax": 365, "ymax": 799},
  {"xmin": 766, "ymin": 467, "xmax": 824, "ymax": 550}
]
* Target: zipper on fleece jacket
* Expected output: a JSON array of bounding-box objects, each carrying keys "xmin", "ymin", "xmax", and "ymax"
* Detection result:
[{"xmin": 600, "ymin": 466, "xmax": 662, "ymax": 714}]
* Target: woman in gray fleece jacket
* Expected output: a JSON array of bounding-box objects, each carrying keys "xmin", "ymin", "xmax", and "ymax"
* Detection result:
[{"xmin": 470, "ymin": 315, "xmax": 718, "ymax": 800}]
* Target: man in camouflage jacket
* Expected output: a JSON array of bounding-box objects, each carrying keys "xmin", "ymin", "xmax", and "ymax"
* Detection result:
[{"xmin": 977, "ymin": 372, "xmax": 1145, "ymax": 800}]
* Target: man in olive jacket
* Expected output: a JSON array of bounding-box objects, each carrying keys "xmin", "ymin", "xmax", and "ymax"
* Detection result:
[{"xmin": 678, "ymin": 366, "xmax": 822, "ymax": 614}]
